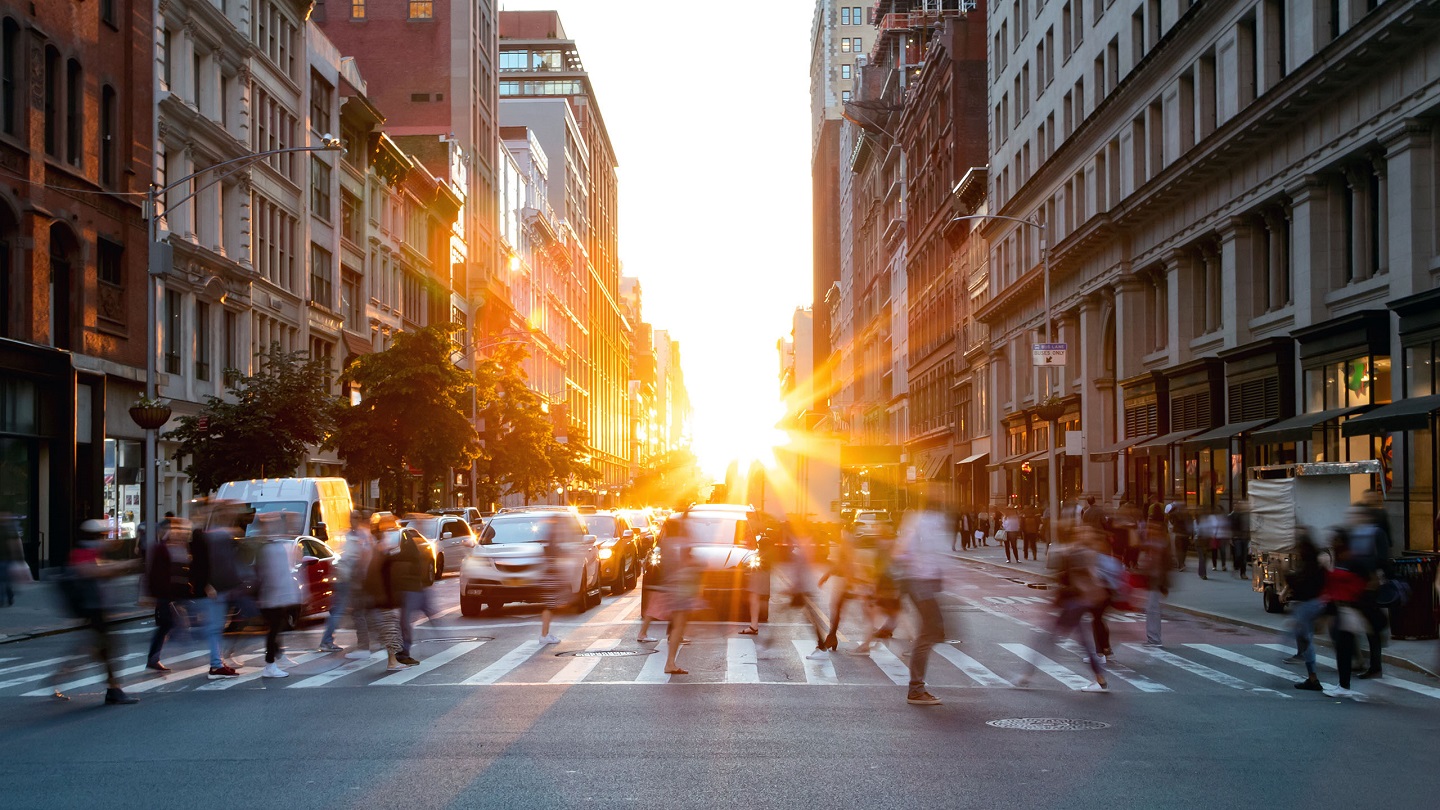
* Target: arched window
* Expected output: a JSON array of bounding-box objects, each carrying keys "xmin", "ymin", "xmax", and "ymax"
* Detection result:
[{"xmin": 48, "ymin": 223, "xmax": 79, "ymax": 350}]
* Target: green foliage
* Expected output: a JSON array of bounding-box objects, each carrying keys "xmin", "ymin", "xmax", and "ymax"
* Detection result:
[
  {"xmin": 166, "ymin": 344, "xmax": 341, "ymax": 494},
  {"xmin": 333, "ymin": 324, "xmax": 482, "ymax": 513}
]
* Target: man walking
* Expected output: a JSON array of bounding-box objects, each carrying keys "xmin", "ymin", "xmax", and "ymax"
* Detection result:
[
  {"xmin": 894, "ymin": 486, "xmax": 951, "ymax": 706},
  {"xmin": 191, "ymin": 502, "xmax": 242, "ymax": 679}
]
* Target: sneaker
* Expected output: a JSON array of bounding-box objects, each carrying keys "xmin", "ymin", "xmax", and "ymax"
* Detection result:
[
  {"xmin": 260, "ymin": 663, "xmax": 289, "ymax": 679},
  {"xmin": 206, "ymin": 666, "xmax": 239, "ymax": 680},
  {"xmin": 1081, "ymin": 680, "xmax": 1109, "ymax": 692},
  {"xmin": 636, "ymin": 635, "xmax": 659, "ymax": 643},
  {"xmin": 345, "ymin": 650, "xmax": 372, "ymax": 660},
  {"xmin": 906, "ymin": 690, "xmax": 942, "ymax": 705},
  {"xmin": 1282, "ymin": 654, "xmax": 1304, "ymax": 664},
  {"xmin": 276, "ymin": 655, "xmax": 299, "ymax": 668},
  {"xmin": 539, "ymin": 634, "xmax": 561, "ymax": 645},
  {"xmin": 805, "ymin": 647, "xmax": 830, "ymax": 661},
  {"xmin": 318, "ymin": 642, "xmax": 343, "ymax": 653},
  {"xmin": 1085, "ymin": 654, "xmax": 1107, "ymax": 665},
  {"xmin": 1294, "ymin": 677, "xmax": 1324, "ymax": 691},
  {"xmin": 104, "ymin": 687, "xmax": 139, "ymax": 705},
  {"xmin": 397, "ymin": 655, "xmax": 421, "ymax": 666}
]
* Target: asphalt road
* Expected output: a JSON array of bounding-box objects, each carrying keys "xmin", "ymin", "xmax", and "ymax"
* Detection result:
[{"xmin": 2, "ymin": 558, "xmax": 1438, "ymax": 809}]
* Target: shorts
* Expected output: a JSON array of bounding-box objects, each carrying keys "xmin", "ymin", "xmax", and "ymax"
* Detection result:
[{"xmin": 748, "ymin": 568, "xmax": 771, "ymax": 597}]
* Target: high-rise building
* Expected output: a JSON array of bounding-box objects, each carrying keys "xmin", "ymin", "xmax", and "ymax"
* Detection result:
[{"xmin": 499, "ymin": 11, "xmax": 630, "ymax": 503}]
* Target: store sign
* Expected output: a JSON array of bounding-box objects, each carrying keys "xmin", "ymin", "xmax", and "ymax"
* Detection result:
[{"xmin": 1032, "ymin": 342, "xmax": 1067, "ymax": 365}]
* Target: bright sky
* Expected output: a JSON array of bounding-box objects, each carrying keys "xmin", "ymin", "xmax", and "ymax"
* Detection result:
[{"xmin": 498, "ymin": 1, "xmax": 815, "ymax": 478}]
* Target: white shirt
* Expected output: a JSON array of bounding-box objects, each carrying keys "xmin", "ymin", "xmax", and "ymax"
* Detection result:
[{"xmin": 895, "ymin": 510, "xmax": 949, "ymax": 582}]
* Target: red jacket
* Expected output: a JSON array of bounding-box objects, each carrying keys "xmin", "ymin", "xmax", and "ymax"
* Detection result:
[{"xmin": 1322, "ymin": 566, "xmax": 1367, "ymax": 604}]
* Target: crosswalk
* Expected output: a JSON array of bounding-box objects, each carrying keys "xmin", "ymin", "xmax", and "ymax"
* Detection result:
[{"xmin": 4, "ymin": 632, "xmax": 1439, "ymax": 702}]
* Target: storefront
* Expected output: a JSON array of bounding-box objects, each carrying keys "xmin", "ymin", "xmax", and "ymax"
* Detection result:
[
  {"xmin": 1152, "ymin": 358, "xmax": 1224, "ymax": 506},
  {"xmin": 0, "ymin": 339, "xmax": 79, "ymax": 574},
  {"xmin": 1117, "ymin": 372, "xmax": 1164, "ymax": 505}
]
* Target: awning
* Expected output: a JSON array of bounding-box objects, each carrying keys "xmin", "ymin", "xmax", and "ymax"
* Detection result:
[
  {"xmin": 957, "ymin": 450, "xmax": 989, "ymax": 465},
  {"xmin": 342, "ymin": 330, "xmax": 373, "ymax": 357},
  {"xmin": 1087, "ymin": 433, "xmax": 1155, "ymax": 461},
  {"xmin": 922, "ymin": 453, "xmax": 952, "ymax": 481},
  {"xmin": 1342, "ymin": 394, "xmax": 1440, "ymax": 436},
  {"xmin": 1251, "ymin": 406, "xmax": 1371, "ymax": 444},
  {"xmin": 1182, "ymin": 418, "xmax": 1277, "ymax": 449},
  {"xmin": 1132, "ymin": 429, "xmax": 1205, "ymax": 456},
  {"xmin": 1002, "ymin": 449, "xmax": 1048, "ymax": 468}
]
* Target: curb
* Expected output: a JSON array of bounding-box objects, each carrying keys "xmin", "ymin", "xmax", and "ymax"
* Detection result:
[
  {"xmin": 951, "ymin": 551, "xmax": 1440, "ymax": 680},
  {"xmin": 0, "ymin": 610, "xmax": 150, "ymax": 645}
]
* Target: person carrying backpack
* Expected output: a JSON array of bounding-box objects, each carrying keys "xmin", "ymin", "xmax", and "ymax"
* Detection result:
[{"xmin": 1017, "ymin": 524, "xmax": 1110, "ymax": 692}]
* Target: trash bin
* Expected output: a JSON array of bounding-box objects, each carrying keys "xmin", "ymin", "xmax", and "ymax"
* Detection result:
[{"xmin": 1388, "ymin": 552, "xmax": 1440, "ymax": 640}]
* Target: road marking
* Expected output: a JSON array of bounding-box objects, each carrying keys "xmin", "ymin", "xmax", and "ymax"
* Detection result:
[
  {"xmin": 456, "ymin": 639, "xmax": 544, "ymax": 685},
  {"xmin": 1054, "ymin": 641, "xmax": 1171, "ymax": 693},
  {"xmin": 867, "ymin": 643, "xmax": 911, "ymax": 685},
  {"xmin": 1001, "ymin": 644, "xmax": 1091, "ymax": 690},
  {"xmin": 372, "ymin": 641, "xmax": 486, "ymax": 686},
  {"xmin": 126, "ymin": 654, "xmax": 262, "ymax": 693},
  {"xmin": 633, "ymin": 640, "xmax": 671, "ymax": 683},
  {"xmin": 25, "ymin": 649, "xmax": 208, "ymax": 697},
  {"xmin": 0, "ymin": 655, "xmax": 86, "ymax": 684},
  {"xmin": 194, "ymin": 650, "xmax": 330, "ymax": 691},
  {"xmin": 586, "ymin": 592, "xmax": 641, "ymax": 626},
  {"xmin": 726, "ymin": 637, "xmax": 759, "ymax": 684},
  {"xmin": 1258, "ymin": 643, "xmax": 1440, "ymax": 701},
  {"xmin": 1186, "ymin": 644, "xmax": 1308, "ymax": 682},
  {"xmin": 0, "ymin": 656, "xmax": 18, "ymax": 664},
  {"xmin": 932, "ymin": 644, "xmax": 1010, "ymax": 687},
  {"xmin": 549, "ymin": 639, "xmax": 621, "ymax": 684},
  {"xmin": 792, "ymin": 640, "xmax": 838, "ymax": 685},
  {"xmin": 1123, "ymin": 643, "xmax": 1288, "ymax": 698},
  {"xmin": 287, "ymin": 650, "xmax": 387, "ymax": 688}
]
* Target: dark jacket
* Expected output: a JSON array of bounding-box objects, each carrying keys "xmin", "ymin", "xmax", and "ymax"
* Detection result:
[
  {"xmin": 365, "ymin": 547, "xmax": 400, "ymax": 610},
  {"xmin": 193, "ymin": 529, "xmax": 243, "ymax": 594},
  {"xmin": 391, "ymin": 533, "xmax": 432, "ymax": 593},
  {"xmin": 146, "ymin": 541, "xmax": 193, "ymax": 600},
  {"xmin": 1287, "ymin": 553, "xmax": 1327, "ymax": 602}
]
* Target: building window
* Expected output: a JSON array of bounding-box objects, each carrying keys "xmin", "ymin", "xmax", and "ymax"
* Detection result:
[
  {"xmin": 310, "ymin": 71, "xmax": 333, "ymax": 136},
  {"xmin": 841, "ymin": 37, "xmax": 851, "ymax": 53},
  {"xmin": 351, "ymin": 0, "xmax": 366, "ymax": 19},
  {"xmin": 195, "ymin": 301, "xmax": 211, "ymax": 381},
  {"xmin": 841, "ymin": 90, "xmax": 851, "ymax": 103},
  {"xmin": 841, "ymin": 6, "xmax": 851, "ymax": 25},
  {"xmin": 43, "ymin": 47, "xmax": 59, "ymax": 155},
  {"xmin": 311, "ymin": 158, "xmax": 332, "ymax": 221},
  {"xmin": 165, "ymin": 289, "xmax": 182, "ymax": 375},
  {"xmin": 341, "ymin": 268, "xmax": 362, "ymax": 331},
  {"xmin": 224, "ymin": 309, "xmax": 239, "ymax": 383},
  {"xmin": 1, "ymin": 19, "xmax": 19, "ymax": 136},
  {"xmin": 408, "ymin": 0, "xmax": 433, "ymax": 20},
  {"xmin": 841, "ymin": 64, "xmax": 851, "ymax": 79},
  {"xmin": 98, "ymin": 238, "xmax": 123, "ymax": 286},
  {"xmin": 340, "ymin": 188, "xmax": 361, "ymax": 244},
  {"xmin": 311, "ymin": 243, "xmax": 334, "ymax": 309},
  {"xmin": 100, "ymin": 85, "xmax": 117, "ymax": 185}
]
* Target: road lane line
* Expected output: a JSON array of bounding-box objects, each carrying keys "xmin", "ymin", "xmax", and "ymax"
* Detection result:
[
  {"xmin": 25, "ymin": 649, "xmax": 208, "ymax": 696},
  {"xmin": 1122, "ymin": 643, "xmax": 1288, "ymax": 698},
  {"xmin": 456, "ymin": 639, "xmax": 544, "ymax": 685},
  {"xmin": 1053, "ymin": 641, "xmax": 1171, "ymax": 693},
  {"xmin": 867, "ymin": 643, "xmax": 911, "ymax": 685},
  {"xmin": 287, "ymin": 650, "xmax": 387, "ymax": 688},
  {"xmin": 791, "ymin": 640, "xmax": 838, "ymax": 685},
  {"xmin": 549, "ymin": 639, "xmax": 621, "ymax": 684},
  {"xmin": 372, "ymin": 641, "xmax": 486, "ymax": 686},
  {"xmin": 633, "ymin": 641, "xmax": 671, "ymax": 683},
  {"xmin": 1001, "ymin": 644, "xmax": 1091, "ymax": 689},
  {"xmin": 932, "ymin": 644, "xmax": 1010, "ymax": 687},
  {"xmin": 726, "ymin": 637, "xmax": 760, "ymax": 683},
  {"xmin": 1257, "ymin": 643, "xmax": 1440, "ymax": 700},
  {"xmin": 0, "ymin": 655, "xmax": 88, "ymax": 685},
  {"xmin": 1186, "ymin": 644, "xmax": 1309, "ymax": 681},
  {"xmin": 194, "ymin": 650, "xmax": 330, "ymax": 691},
  {"xmin": 126, "ymin": 653, "xmax": 265, "ymax": 693}
]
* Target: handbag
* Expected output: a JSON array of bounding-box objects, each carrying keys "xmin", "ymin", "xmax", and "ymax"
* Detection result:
[
  {"xmin": 1337, "ymin": 605, "xmax": 1369, "ymax": 635},
  {"xmin": 1375, "ymin": 578, "xmax": 1410, "ymax": 608}
]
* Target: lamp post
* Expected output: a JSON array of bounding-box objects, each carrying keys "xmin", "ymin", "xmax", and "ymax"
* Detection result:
[
  {"xmin": 947, "ymin": 213, "xmax": 1059, "ymax": 549},
  {"xmin": 140, "ymin": 137, "xmax": 344, "ymax": 555}
]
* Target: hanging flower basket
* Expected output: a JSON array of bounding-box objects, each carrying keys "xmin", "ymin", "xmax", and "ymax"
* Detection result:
[
  {"xmin": 129, "ymin": 400, "xmax": 173, "ymax": 430},
  {"xmin": 1031, "ymin": 401, "xmax": 1065, "ymax": 423}
]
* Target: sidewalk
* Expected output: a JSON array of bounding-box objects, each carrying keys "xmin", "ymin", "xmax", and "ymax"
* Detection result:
[
  {"xmin": 0, "ymin": 574, "xmax": 150, "ymax": 643},
  {"xmin": 949, "ymin": 540, "xmax": 1440, "ymax": 679}
]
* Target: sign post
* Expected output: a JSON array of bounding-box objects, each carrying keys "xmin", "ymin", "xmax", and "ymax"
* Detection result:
[{"xmin": 1032, "ymin": 342, "xmax": 1067, "ymax": 366}]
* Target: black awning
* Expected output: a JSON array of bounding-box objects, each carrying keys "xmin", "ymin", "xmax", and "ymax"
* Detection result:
[
  {"xmin": 1251, "ymin": 406, "xmax": 1371, "ymax": 444},
  {"xmin": 1132, "ymin": 429, "xmax": 1204, "ymax": 456},
  {"xmin": 1341, "ymin": 394, "xmax": 1440, "ymax": 436},
  {"xmin": 1001, "ymin": 449, "xmax": 1048, "ymax": 468},
  {"xmin": 957, "ymin": 450, "xmax": 989, "ymax": 465},
  {"xmin": 923, "ymin": 453, "xmax": 952, "ymax": 481},
  {"xmin": 1087, "ymin": 433, "xmax": 1155, "ymax": 461},
  {"xmin": 1182, "ymin": 418, "xmax": 1277, "ymax": 449}
]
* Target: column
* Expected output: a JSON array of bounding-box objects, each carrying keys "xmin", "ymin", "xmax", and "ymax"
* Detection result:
[
  {"xmin": 1343, "ymin": 163, "xmax": 1371, "ymax": 282},
  {"xmin": 1078, "ymin": 294, "xmax": 1107, "ymax": 498},
  {"xmin": 1163, "ymin": 249, "xmax": 1196, "ymax": 365},
  {"xmin": 1284, "ymin": 174, "xmax": 1331, "ymax": 328},
  {"xmin": 1381, "ymin": 119, "xmax": 1433, "ymax": 300},
  {"xmin": 1219, "ymin": 216, "xmax": 1258, "ymax": 347},
  {"xmin": 1373, "ymin": 153, "xmax": 1388, "ymax": 275},
  {"xmin": 1112, "ymin": 273, "xmax": 1147, "ymax": 381},
  {"xmin": 1261, "ymin": 207, "xmax": 1289, "ymax": 311}
]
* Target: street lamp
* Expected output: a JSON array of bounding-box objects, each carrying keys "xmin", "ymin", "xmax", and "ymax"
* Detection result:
[
  {"xmin": 947, "ymin": 213, "xmax": 1059, "ymax": 549},
  {"xmin": 141, "ymin": 137, "xmax": 344, "ymax": 554}
]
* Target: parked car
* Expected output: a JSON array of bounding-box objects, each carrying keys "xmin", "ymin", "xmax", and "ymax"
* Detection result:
[
  {"xmin": 402, "ymin": 514, "xmax": 476, "ymax": 577},
  {"xmin": 459, "ymin": 510, "xmax": 601, "ymax": 616},
  {"xmin": 853, "ymin": 510, "xmax": 895, "ymax": 539},
  {"xmin": 643, "ymin": 505, "xmax": 766, "ymax": 623},
  {"xmin": 228, "ymin": 534, "xmax": 338, "ymax": 630},
  {"xmin": 617, "ymin": 509, "xmax": 660, "ymax": 558},
  {"xmin": 431, "ymin": 507, "xmax": 485, "ymax": 531},
  {"xmin": 582, "ymin": 511, "xmax": 640, "ymax": 594}
]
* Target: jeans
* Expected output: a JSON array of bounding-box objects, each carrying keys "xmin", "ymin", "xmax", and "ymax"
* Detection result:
[
  {"xmin": 1332, "ymin": 625, "xmax": 1357, "ymax": 689},
  {"xmin": 1232, "ymin": 539, "xmax": 1250, "ymax": 577},
  {"xmin": 1145, "ymin": 588, "xmax": 1163, "ymax": 645},
  {"xmin": 1291, "ymin": 597, "xmax": 1325, "ymax": 675},
  {"xmin": 1089, "ymin": 598, "xmax": 1111, "ymax": 654},
  {"xmin": 1029, "ymin": 599, "xmax": 1106, "ymax": 680},
  {"xmin": 262, "ymin": 607, "xmax": 288, "ymax": 664},
  {"xmin": 1002, "ymin": 535, "xmax": 1019, "ymax": 562},
  {"xmin": 320, "ymin": 581, "xmax": 351, "ymax": 647},
  {"xmin": 204, "ymin": 594, "xmax": 229, "ymax": 668},
  {"xmin": 147, "ymin": 598, "xmax": 179, "ymax": 664},
  {"xmin": 905, "ymin": 578, "xmax": 945, "ymax": 691},
  {"xmin": 400, "ymin": 589, "xmax": 436, "ymax": 655},
  {"xmin": 1174, "ymin": 535, "xmax": 1191, "ymax": 570},
  {"xmin": 1023, "ymin": 533, "xmax": 1039, "ymax": 560}
]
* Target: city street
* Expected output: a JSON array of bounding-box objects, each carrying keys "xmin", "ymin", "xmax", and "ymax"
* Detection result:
[{"xmin": 2, "ymin": 554, "xmax": 1437, "ymax": 809}]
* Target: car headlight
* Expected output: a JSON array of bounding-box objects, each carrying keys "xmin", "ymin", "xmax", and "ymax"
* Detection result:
[
  {"xmin": 598, "ymin": 548, "xmax": 613, "ymax": 560},
  {"xmin": 465, "ymin": 555, "xmax": 495, "ymax": 569},
  {"xmin": 744, "ymin": 552, "xmax": 761, "ymax": 570}
]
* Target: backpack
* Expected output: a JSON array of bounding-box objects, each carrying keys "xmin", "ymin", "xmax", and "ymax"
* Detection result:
[{"xmin": 1094, "ymin": 553, "xmax": 1126, "ymax": 594}]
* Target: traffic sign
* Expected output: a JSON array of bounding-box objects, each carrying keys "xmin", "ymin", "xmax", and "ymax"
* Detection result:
[{"xmin": 1032, "ymin": 342, "xmax": 1067, "ymax": 365}]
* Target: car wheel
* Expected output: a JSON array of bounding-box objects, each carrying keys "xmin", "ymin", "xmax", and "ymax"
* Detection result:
[
  {"xmin": 620, "ymin": 553, "xmax": 637, "ymax": 592},
  {"xmin": 461, "ymin": 595, "xmax": 483, "ymax": 617},
  {"xmin": 284, "ymin": 606, "xmax": 300, "ymax": 631},
  {"xmin": 1263, "ymin": 585, "xmax": 1285, "ymax": 614}
]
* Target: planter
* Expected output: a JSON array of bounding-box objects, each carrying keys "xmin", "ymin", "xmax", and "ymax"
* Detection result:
[
  {"xmin": 129, "ymin": 405, "xmax": 173, "ymax": 430},
  {"xmin": 1031, "ymin": 403, "xmax": 1065, "ymax": 422}
]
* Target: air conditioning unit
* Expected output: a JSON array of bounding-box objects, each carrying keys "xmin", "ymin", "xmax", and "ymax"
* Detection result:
[{"xmin": 960, "ymin": 0, "xmax": 978, "ymax": 11}]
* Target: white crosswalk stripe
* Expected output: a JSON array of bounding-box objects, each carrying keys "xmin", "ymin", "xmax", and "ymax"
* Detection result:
[
  {"xmin": 288, "ymin": 650, "xmax": 387, "ymax": 688},
  {"xmin": 932, "ymin": 644, "xmax": 1009, "ymax": 687},
  {"xmin": 24, "ymin": 649, "xmax": 209, "ymax": 697},
  {"xmin": 1256, "ymin": 643, "xmax": 1440, "ymax": 700},
  {"xmin": 1055, "ymin": 642, "xmax": 1171, "ymax": 693},
  {"xmin": 792, "ymin": 640, "xmax": 838, "ymax": 685},
  {"xmin": 1123, "ymin": 643, "xmax": 1289, "ymax": 698},
  {"xmin": 0, "ymin": 655, "xmax": 90, "ymax": 688},
  {"xmin": 867, "ymin": 643, "xmax": 911, "ymax": 686},
  {"xmin": 452, "ymin": 639, "xmax": 544, "ymax": 686},
  {"xmin": 194, "ymin": 650, "xmax": 331, "ymax": 691},
  {"xmin": 549, "ymin": 639, "xmax": 622, "ymax": 684},
  {"xmin": 726, "ymin": 638, "xmax": 760, "ymax": 684},
  {"xmin": 372, "ymin": 641, "xmax": 486, "ymax": 686},
  {"xmin": 632, "ymin": 641, "xmax": 671, "ymax": 684},
  {"xmin": 1001, "ymin": 644, "xmax": 1092, "ymax": 689}
]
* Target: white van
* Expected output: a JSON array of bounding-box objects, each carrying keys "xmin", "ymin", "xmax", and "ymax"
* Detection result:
[{"xmin": 214, "ymin": 478, "xmax": 354, "ymax": 550}]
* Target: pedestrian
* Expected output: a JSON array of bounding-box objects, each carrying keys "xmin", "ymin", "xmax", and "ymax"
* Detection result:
[
  {"xmin": 740, "ymin": 517, "xmax": 784, "ymax": 635},
  {"xmin": 50, "ymin": 519, "xmax": 139, "ymax": 704},
  {"xmin": 321, "ymin": 509, "xmax": 373, "ymax": 655},
  {"xmin": 1167, "ymin": 502, "xmax": 1194, "ymax": 572},
  {"xmin": 1344, "ymin": 505, "xmax": 1390, "ymax": 679},
  {"xmin": 365, "ymin": 514, "xmax": 409, "ymax": 671},
  {"xmin": 1287, "ymin": 528, "xmax": 1329, "ymax": 691},
  {"xmin": 537, "ymin": 514, "xmax": 580, "ymax": 647},
  {"xmin": 191, "ymin": 501, "xmax": 243, "ymax": 679},
  {"xmin": 1021, "ymin": 506, "xmax": 1040, "ymax": 561},
  {"xmin": 660, "ymin": 510, "xmax": 703, "ymax": 675},
  {"xmin": 1320, "ymin": 538, "xmax": 1371, "ymax": 700},
  {"xmin": 145, "ymin": 517, "xmax": 194, "ymax": 672},
  {"xmin": 1209, "ymin": 507, "xmax": 1230, "ymax": 573},
  {"xmin": 892, "ymin": 486, "xmax": 952, "ymax": 706},
  {"xmin": 1001, "ymin": 508, "xmax": 1021, "ymax": 563},
  {"xmin": 1138, "ymin": 503, "xmax": 1171, "ymax": 647},
  {"xmin": 818, "ymin": 519, "xmax": 861, "ymax": 652},
  {"xmin": 396, "ymin": 519, "xmax": 435, "ymax": 665},
  {"xmin": 1018, "ymin": 524, "xmax": 1110, "ymax": 692},
  {"xmin": 1089, "ymin": 544, "xmax": 1123, "ymax": 662},
  {"xmin": 1, "ymin": 511, "xmax": 27, "ymax": 607},
  {"xmin": 1230, "ymin": 501, "xmax": 1252, "ymax": 578},
  {"xmin": 254, "ymin": 514, "xmax": 303, "ymax": 678}
]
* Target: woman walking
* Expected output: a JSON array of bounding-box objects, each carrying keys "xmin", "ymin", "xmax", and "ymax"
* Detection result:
[
  {"xmin": 660, "ymin": 511, "xmax": 702, "ymax": 675},
  {"xmin": 1320, "ymin": 536, "xmax": 1371, "ymax": 700},
  {"xmin": 1288, "ymin": 528, "xmax": 1329, "ymax": 691},
  {"xmin": 255, "ymin": 515, "xmax": 303, "ymax": 679},
  {"xmin": 364, "ymin": 514, "xmax": 409, "ymax": 671},
  {"xmin": 1018, "ymin": 525, "xmax": 1110, "ymax": 692}
]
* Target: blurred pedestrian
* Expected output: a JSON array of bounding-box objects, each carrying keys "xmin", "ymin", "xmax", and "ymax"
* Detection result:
[
  {"xmin": 1321, "ymin": 538, "xmax": 1371, "ymax": 700},
  {"xmin": 1230, "ymin": 501, "xmax": 1252, "ymax": 578},
  {"xmin": 1018, "ymin": 525, "xmax": 1109, "ymax": 692},
  {"xmin": 818, "ymin": 519, "xmax": 861, "ymax": 652},
  {"xmin": 255, "ymin": 514, "xmax": 303, "ymax": 678},
  {"xmin": 1, "ymin": 511, "xmax": 27, "ymax": 606},
  {"xmin": 1138, "ymin": 503, "xmax": 1171, "ymax": 647},
  {"xmin": 396, "ymin": 519, "xmax": 435, "ymax": 665},
  {"xmin": 191, "ymin": 501, "xmax": 243, "ymax": 679},
  {"xmin": 323, "ymin": 509, "xmax": 373, "ymax": 656},
  {"xmin": 660, "ymin": 510, "xmax": 703, "ymax": 675},
  {"xmin": 365, "ymin": 514, "xmax": 408, "ymax": 671},
  {"xmin": 1021, "ymin": 506, "xmax": 1040, "ymax": 561},
  {"xmin": 1287, "ymin": 527, "xmax": 1329, "ymax": 691},
  {"xmin": 50, "ymin": 519, "xmax": 138, "ymax": 704},
  {"xmin": 145, "ymin": 517, "xmax": 195, "ymax": 672},
  {"xmin": 1345, "ymin": 505, "xmax": 1390, "ymax": 679},
  {"xmin": 740, "ymin": 518, "xmax": 785, "ymax": 635},
  {"xmin": 538, "ymin": 514, "xmax": 579, "ymax": 647},
  {"xmin": 1167, "ymin": 502, "xmax": 1194, "ymax": 572},
  {"xmin": 893, "ymin": 487, "xmax": 952, "ymax": 705},
  {"xmin": 1000, "ymin": 508, "xmax": 1021, "ymax": 563}
]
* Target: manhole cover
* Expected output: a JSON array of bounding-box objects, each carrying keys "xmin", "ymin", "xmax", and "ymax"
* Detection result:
[
  {"xmin": 415, "ymin": 636, "xmax": 492, "ymax": 644},
  {"xmin": 986, "ymin": 718, "xmax": 1110, "ymax": 731},
  {"xmin": 555, "ymin": 649, "xmax": 656, "ymax": 658}
]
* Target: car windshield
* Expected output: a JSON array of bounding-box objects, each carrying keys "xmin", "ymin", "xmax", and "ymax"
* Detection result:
[
  {"xmin": 682, "ymin": 514, "xmax": 750, "ymax": 546},
  {"xmin": 584, "ymin": 516, "xmax": 617, "ymax": 537},
  {"xmin": 620, "ymin": 511, "xmax": 650, "ymax": 528},
  {"xmin": 244, "ymin": 502, "xmax": 307, "ymax": 536},
  {"xmin": 858, "ymin": 512, "xmax": 888, "ymax": 521},
  {"xmin": 403, "ymin": 518, "xmax": 442, "ymax": 537},
  {"xmin": 481, "ymin": 517, "xmax": 552, "ymax": 545}
]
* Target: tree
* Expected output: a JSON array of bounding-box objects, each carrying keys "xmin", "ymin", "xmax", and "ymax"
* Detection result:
[
  {"xmin": 166, "ymin": 344, "xmax": 340, "ymax": 494},
  {"xmin": 333, "ymin": 324, "xmax": 481, "ymax": 513}
]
